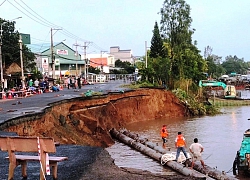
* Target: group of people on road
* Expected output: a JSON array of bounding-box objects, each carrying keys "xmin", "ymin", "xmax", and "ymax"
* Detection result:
[
  {"xmin": 65, "ymin": 76, "xmax": 82, "ymax": 89},
  {"xmin": 161, "ymin": 125, "xmax": 205, "ymax": 169},
  {"xmin": 26, "ymin": 77, "xmax": 62, "ymax": 93}
]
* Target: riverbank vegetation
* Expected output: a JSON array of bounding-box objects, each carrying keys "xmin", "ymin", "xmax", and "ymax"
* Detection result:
[
  {"xmin": 122, "ymin": 81, "xmax": 220, "ymax": 116},
  {"xmin": 134, "ymin": 0, "xmax": 250, "ymax": 87},
  {"xmin": 123, "ymin": 0, "xmax": 250, "ymax": 115}
]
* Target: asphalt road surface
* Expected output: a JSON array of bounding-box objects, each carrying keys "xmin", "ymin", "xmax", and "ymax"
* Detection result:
[
  {"xmin": 0, "ymin": 80, "xmax": 131, "ymax": 124},
  {"xmin": 1, "ymin": 80, "xmax": 163, "ymax": 180}
]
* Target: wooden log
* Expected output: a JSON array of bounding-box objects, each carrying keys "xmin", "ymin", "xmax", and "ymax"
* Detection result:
[
  {"xmin": 110, "ymin": 128, "xmax": 207, "ymax": 179},
  {"xmin": 121, "ymin": 129, "xmax": 237, "ymax": 180}
]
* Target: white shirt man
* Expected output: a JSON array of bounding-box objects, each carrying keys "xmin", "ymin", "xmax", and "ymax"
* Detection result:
[
  {"xmin": 189, "ymin": 138, "xmax": 205, "ymax": 169},
  {"xmin": 34, "ymin": 79, "xmax": 39, "ymax": 88}
]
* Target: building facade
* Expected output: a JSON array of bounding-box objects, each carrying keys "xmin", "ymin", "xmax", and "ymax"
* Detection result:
[
  {"xmin": 28, "ymin": 42, "xmax": 84, "ymax": 78},
  {"xmin": 109, "ymin": 46, "xmax": 133, "ymax": 64},
  {"xmin": 85, "ymin": 53, "xmax": 115, "ymax": 74}
]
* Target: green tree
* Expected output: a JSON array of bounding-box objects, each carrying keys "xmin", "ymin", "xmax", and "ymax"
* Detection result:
[
  {"xmin": 206, "ymin": 54, "xmax": 225, "ymax": 78},
  {"xmin": 0, "ymin": 18, "xmax": 36, "ymax": 75},
  {"xmin": 149, "ymin": 21, "xmax": 166, "ymax": 58},
  {"xmin": 222, "ymin": 55, "xmax": 249, "ymax": 75},
  {"xmin": 159, "ymin": 0, "xmax": 206, "ymax": 89},
  {"xmin": 115, "ymin": 59, "xmax": 135, "ymax": 74},
  {"xmin": 182, "ymin": 42, "xmax": 207, "ymax": 83},
  {"xmin": 88, "ymin": 66, "xmax": 100, "ymax": 74},
  {"xmin": 203, "ymin": 46, "xmax": 226, "ymax": 78}
]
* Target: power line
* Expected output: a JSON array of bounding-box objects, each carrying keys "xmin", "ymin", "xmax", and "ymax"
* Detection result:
[
  {"xmin": 0, "ymin": 0, "xmax": 6, "ymax": 6},
  {"xmin": 14, "ymin": 0, "xmax": 58, "ymax": 28},
  {"xmin": 19, "ymin": 0, "xmax": 61, "ymax": 29},
  {"xmin": 31, "ymin": 37, "xmax": 50, "ymax": 43},
  {"xmin": 7, "ymin": 0, "xmax": 52, "ymax": 28},
  {"xmin": 6, "ymin": 0, "xmax": 107, "ymax": 54},
  {"xmin": 10, "ymin": 0, "xmax": 88, "ymax": 42}
]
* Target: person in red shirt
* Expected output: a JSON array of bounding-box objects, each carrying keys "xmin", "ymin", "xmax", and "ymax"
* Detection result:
[
  {"xmin": 175, "ymin": 132, "xmax": 189, "ymax": 162},
  {"xmin": 161, "ymin": 125, "xmax": 168, "ymax": 148}
]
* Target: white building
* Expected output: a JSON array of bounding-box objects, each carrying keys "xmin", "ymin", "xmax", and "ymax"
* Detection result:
[
  {"xmin": 109, "ymin": 46, "xmax": 133, "ymax": 64},
  {"xmin": 83, "ymin": 53, "xmax": 115, "ymax": 73}
]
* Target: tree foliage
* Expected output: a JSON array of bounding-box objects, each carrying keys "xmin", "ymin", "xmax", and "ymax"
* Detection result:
[
  {"xmin": 156, "ymin": 0, "xmax": 206, "ymax": 89},
  {"xmin": 221, "ymin": 55, "xmax": 249, "ymax": 75},
  {"xmin": 149, "ymin": 21, "xmax": 166, "ymax": 58},
  {"xmin": 114, "ymin": 59, "xmax": 135, "ymax": 74},
  {"xmin": 0, "ymin": 18, "xmax": 36, "ymax": 75},
  {"xmin": 88, "ymin": 66, "xmax": 100, "ymax": 74},
  {"xmin": 160, "ymin": 0, "xmax": 193, "ymax": 81},
  {"xmin": 138, "ymin": 0, "xmax": 208, "ymax": 89},
  {"xmin": 139, "ymin": 0, "xmax": 250, "ymax": 92},
  {"xmin": 203, "ymin": 45, "xmax": 250, "ymax": 79},
  {"xmin": 206, "ymin": 55, "xmax": 225, "ymax": 78},
  {"xmin": 203, "ymin": 46, "xmax": 225, "ymax": 78}
]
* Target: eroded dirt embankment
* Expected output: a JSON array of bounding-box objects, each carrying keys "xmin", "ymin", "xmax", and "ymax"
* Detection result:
[{"xmin": 4, "ymin": 88, "xmax": 188, "ymax": 147}]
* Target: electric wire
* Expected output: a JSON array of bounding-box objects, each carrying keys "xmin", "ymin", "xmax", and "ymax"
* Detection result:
[
  {"xmin": 0, "ymin": 0, "xmax": 6, "ymax": 6},
  {"xmin": 6, "ymin": 0, "xmax": 107, "ymax": 55},
  {"xmin": 19, "ymin": 0, "xmax": 61, "ymax": 29},
  {"xmin": 31, "ymin": 37, "xmax": 50, "ymax": 43},
  {"xmin": 12, "ymin": 0, "xmax": 92, "ymax": 43},
  {"xmin": 14, "ymin": 0, "xmax": 58, "ymax": 28},
  {"xmin": 7, "ymin": 0, "xmax": 52, "ymax": 28}
]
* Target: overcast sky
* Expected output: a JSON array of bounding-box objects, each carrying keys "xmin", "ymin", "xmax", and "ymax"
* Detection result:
[{"xmin": 1, "ymin": 0, "xmax": 250, "ymax": 61}]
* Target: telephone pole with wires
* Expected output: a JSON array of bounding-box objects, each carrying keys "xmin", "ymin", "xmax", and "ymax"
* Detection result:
[
  {"xmin": 73, "ymin": 41, "xmax": 81, "ymax": 76},
  {"xmin": 83, "ymin": 41, "xmax": 92, "ymax": 80},
  {"xmin": 100, "ymin": 51, "xmax": 107, "ymax": 73}
]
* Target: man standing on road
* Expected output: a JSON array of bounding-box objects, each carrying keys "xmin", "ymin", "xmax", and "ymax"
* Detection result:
[
  {"xmin": 77, "ymin": 77, "xmax": 81, "ymax": 89},
  {"xmin": 67, "ymin": 77, "xmax": 71, "ymax": 89},
  {"xmin": 175, "ymin": 132, "xmax": 189, "ymax": 162},
  {"xmin": 34, "ymin": 79, "xmax": 39, "ymax": 88},
  {"xmin": 189, "ymin": 138, "xmax": 205, "ymax": 169}
]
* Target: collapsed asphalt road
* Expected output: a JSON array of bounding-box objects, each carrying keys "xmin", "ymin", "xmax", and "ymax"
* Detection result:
[
  {"xmin": 0, "ymin": 82, "xmax": 195, "ymax": 180},
  {"xmin": 0, "ymin": 81, "xmax": 130, "ymax": 124}
]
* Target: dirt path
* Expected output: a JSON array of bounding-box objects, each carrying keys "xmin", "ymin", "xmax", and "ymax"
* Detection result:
[{"xmin": 79, "ymin": 148, "xmax": 198, "ymax": 180}]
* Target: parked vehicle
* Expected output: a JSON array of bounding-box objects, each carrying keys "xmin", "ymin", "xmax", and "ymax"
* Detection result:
[
  {"xmin": 199, "ymin": 80, "xmax": 237, "ymax": 99},
  {"xmin": 218, "ymin": 74, "xmax": 229, "ymax": 82}
]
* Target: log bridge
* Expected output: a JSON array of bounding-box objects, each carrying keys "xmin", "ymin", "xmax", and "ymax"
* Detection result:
[{"xmin": 110, "ymin": 128, "xmax": 237, "ymax": 180}]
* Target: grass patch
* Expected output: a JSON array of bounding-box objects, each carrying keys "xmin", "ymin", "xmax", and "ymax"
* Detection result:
[{"xmin": 120, "ymin": 81, "xmax": 157, "ymax": 89}]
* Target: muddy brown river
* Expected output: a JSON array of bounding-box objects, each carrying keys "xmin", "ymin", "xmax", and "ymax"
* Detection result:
[{"xmin": 107, "ymin": 105, "xmax": 250, "ymax": 179}]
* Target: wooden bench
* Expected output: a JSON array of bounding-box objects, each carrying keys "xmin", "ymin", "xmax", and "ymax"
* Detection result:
[{"xmin": 0, "ymin": 136, "xmax": 68, "ymax": 180}]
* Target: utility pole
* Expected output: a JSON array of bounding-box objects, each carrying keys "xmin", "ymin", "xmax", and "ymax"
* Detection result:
[
  {"xmin": 0, "ymin": 26, "xmax": 4, "ymax": 91},
  {"xmin": 83, "ymin": 41, "xmax": 92, "ymax": 80},
  {"xmin": 73, "ymin": 41, "xmax": 81, "ymax": 76},
  {"xmin": 145, "ymin": 41, "xmax": 148, "ymax": 81},
  {"xmin": 19, "ymin": 35, "xmax": 25, "ymax": 88},
  {"xmin": 50, "ymin": 28, "xmax": 53, "ymax": 78},
  {"xmin": 145, "ymin": 41, "xmax": 147, "ymax": 68},
  {"xmin": 51, "ymin": 28, "xmax": 62, "ymax": 79},
  {"xmin": 100, "ymin": 51, "xmax": 107, "ymax": 73}
]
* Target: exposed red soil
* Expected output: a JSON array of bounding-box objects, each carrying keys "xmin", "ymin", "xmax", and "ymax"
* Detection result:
[{"xmin": 5, "ymin": 88, "xmax": 187, "ymax": 147}]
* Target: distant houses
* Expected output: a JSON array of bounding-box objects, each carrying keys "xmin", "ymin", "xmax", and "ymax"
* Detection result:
[{"xmin": 28, "ymin": 43, "xmax": 134, "ymax": 78}]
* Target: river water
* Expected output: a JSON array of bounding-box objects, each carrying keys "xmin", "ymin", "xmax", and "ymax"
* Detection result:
[{"xmin": 107, "ymin": 103, "xmax": 250, "ymax": 179}]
